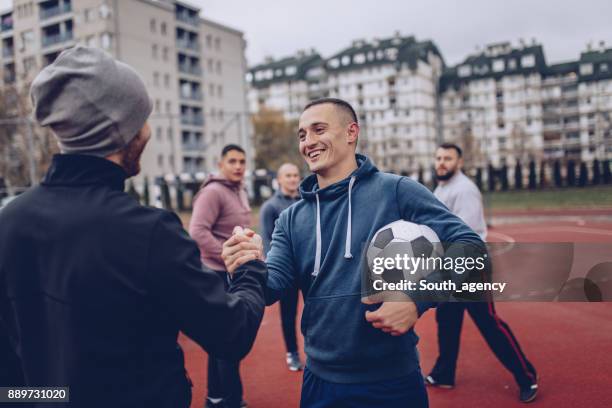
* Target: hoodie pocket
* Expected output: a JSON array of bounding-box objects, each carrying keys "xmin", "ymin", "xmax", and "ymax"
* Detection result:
[{"xmin": 301, "ymin": 294, "xmax": 417, "ymax": 369}]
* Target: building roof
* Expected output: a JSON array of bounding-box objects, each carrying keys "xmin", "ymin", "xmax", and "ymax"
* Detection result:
[
  {"xmin": 440, "ymin": 43, "xmax": 547, "ymax": 92},
  {"xmin": 577, "ymin": 47, "xmax": 612, "ymax": 82},
  {"xmin": 324, "ymin": 35, "xmax": 443, "ymax": 73},
  {"xmin": 248, "ymin": 51, "xmax": 324, "ymax": 88}
]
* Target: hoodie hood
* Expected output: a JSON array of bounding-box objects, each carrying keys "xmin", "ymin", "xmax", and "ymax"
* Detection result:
[
  {"xmin": 298, "ymin": 154, "xmax": 378, "ymax": 276},
  {"xmin": 299, "ymin": 154, "xmax": 378, "ymax": 200},
  {"xmin": 202, "ymin": 174, "xmax": 244, "ymax": 190}
]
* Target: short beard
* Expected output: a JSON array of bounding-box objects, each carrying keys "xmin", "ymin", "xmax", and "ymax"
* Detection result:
[
  {"xmin": 436, "ymin": 170, "xmax": 455, "ymax": 181},
  {"xmin": 120, "ymin": 134, "xmax": 147, "ymax": 177}
]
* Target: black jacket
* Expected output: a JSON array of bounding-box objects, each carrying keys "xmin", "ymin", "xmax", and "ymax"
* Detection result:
[{"xmin": 0, "ymin": 154, "xmax": 267, "ymax": 407}]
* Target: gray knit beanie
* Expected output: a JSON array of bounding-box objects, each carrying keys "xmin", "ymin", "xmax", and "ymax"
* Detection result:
[{"xmin": 30, "ymin": 46, "xmax": 153, "ymax": 157}]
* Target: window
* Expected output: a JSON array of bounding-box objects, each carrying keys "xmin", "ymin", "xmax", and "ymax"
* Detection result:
[
  {"xmin": 508, "ymin": 59, "xmax": 517, "ymax": 70},
  {"xmin": 152, "ymin": 44, "xmax": 158, "ymax": 59},
  {"xmin": 160, "ymin": 22, "xmax": 167, "ymax": 35},
  {"xmin": 521, "ymin": 54, "xmax": 535, "ymax": 68},
  {"xmin": 601, "ymin": 63, "xmax": 609, "ymax": 73},
  {"xmin": 217, "ymin": 85, "xmax": 223, "ymax": 97},
  {"xmin": 157, "ymin": 154, "xmax": 164, "ymax": 167},
  {"xmin": 155, "ymin": 99, "xmax": 161, "ymax": 113},
  {"xmin": 285, "ymin": 65, "xmax": 297, "ymax": 76},
  {"xmin": 153, "ymin": 72, "xmax": 159, "ymax": 86},
  {"xmin": 150, "ymin": 18, "xmax": 156, "ymax": 33},
  {"xmin": 206, "ymin": 35, "xmax": 212, "ymax": 48},
  {"xmin": 579, "ymin": 63, "xmax": 593, "ymax": 76},
  {"xmin": 214, "ymin": 37, "xmax": 220, "ymax": 50},
  {"xmin": 162, "ymin": 46, "xmax": 168, "ymax": 61},
  {"xmin": 166, "ymin": 101, "xmax": 172, "ymax": 113},
  {"xmin": 100, "ymin": 33, "xmax": 112, "ymax": 50},
  {"xmin": 167, "ymin": 127, "xmax": 173, "ymax": 141},
  {"xmin": 164, "ymin": 73, "xmax": 170, "ymax": 88},
  {"xmin": 458, "ymin": 65, "xmax": 471, "ymax": 77},
  {"xmin": 216, "ymin": 61, "xmax": 222, "ymax": 74},
  {"xmin": 20, "ymin": 30, "xmax": 34, "ymax": 52},
  {"xmin": 99, "ymin": 4, "xmax": 111, "ymax": 19},
  {"xmin": 493, "ymin": 59, "xmax": 505, "ymax": 72},
  {"xmin": 156, "ymin": 127, "xmax": 163, "ymax": 141}
]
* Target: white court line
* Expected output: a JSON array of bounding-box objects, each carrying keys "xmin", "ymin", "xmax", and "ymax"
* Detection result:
[{"xmin": 499, "ymin": 225, "xmax": 612, "ymax": 237}]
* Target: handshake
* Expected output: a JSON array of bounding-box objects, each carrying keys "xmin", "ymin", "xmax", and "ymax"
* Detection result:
[{"xmin": 222, "ymin": 226, "xmax": 264, "ymax": 274}]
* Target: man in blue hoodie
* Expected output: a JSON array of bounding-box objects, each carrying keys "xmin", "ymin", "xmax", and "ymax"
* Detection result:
[{"xmin": 223, "ymin": 98, "xmax": 485, "ymax": 407}]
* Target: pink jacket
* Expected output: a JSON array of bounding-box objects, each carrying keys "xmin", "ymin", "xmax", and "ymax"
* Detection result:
[{"xmin": 189, "ymin": 175, "xmax": 252, "ymax": 271}]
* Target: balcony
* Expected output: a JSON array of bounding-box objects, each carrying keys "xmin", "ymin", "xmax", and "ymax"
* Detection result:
[
  {"xmin": 176, "ymin": 12, "xmax": 199, "ymax": 27},
  {"xmin": 182, "ymin": 142, "xmax": 206, "ymax": 151},
  {"xmin": 1, "ymin": 22, "xmax": 12, "ymax": 32},
  {"xmin": 176, "ymin": 39, "xmax": 199, "ymax": 52},
  {"xmin": 2, "ymin": 47, "xmax": 14, "ymax": 58},
  {"xmin": 40, "ymin": 2, "xmax": 72, "ymax": 20},
  {"xmin": 180, "ymin": 89, "xmax": 202, "ymax": 101},
  {"xmin": 178, "ymin": 64, "xmax": 202, "ymax": 76},
  {"xmin": 180, "ymin": 116, "xmax": 204, "ymax": 126},
  {"xmin": 42, "ymin": 31, "xmax": 73, "ymax": 48}
]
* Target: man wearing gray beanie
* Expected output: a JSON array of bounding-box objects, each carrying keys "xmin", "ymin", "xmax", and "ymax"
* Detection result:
[{"xmin": 0, "ymin": 46, "xmax": 267, "ymax": 408}]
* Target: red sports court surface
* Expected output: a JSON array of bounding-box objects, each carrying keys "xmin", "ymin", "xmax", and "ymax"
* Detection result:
[{"xmin": 181, "ymin": 218, "xmax": 612, "ymax": 408}]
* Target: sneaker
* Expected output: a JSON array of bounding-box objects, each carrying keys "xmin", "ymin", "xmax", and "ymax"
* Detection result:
[
  {"xmin": 205, "ymin": 398, "xmax": 247, "ymax": 408},
  {"xmin": 205, "ymin": 398, "xmax": 225, "ymax": 408},
  {"xmin": 519, "ymin": 383, "xmax": 538, "ymax": 403},
  {"xmin": 424, "ymin": 375, "xmax": 455, "ymax": 389},
  {"xmin": 286, "ymin": 352, "xmax": 304, "ymax": 371}
]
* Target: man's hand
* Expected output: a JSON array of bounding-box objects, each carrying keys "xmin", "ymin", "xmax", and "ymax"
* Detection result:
[
  {"xmin": 222, "ymin": 226, "xmax": 263, "ymax": 274},
  {"xmin": 362, "ymin": 291, "xmax": 418, "ymax": 336}
]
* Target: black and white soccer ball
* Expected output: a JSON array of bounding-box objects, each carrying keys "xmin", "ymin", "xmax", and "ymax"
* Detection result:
[{"xmin": 366, "ymin": 220, "xmax": 444, "ymax": 285}]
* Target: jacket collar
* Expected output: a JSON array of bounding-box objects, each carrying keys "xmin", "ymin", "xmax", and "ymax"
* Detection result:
[
  {"xmin": 42, "ymin": 154, "xmax": 128, "ymax": 191},
  {"xmin": 299, "ymin": 154, "xmax": 378, "ymax": 201}
]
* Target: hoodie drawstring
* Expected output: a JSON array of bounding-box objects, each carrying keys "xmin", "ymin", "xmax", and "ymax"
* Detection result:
[
  {"xmin": 344, "ymin": 176, "xmax": 356, "ymax": 259},
  {"xmin": 312, "ymin": 176, "xmax": 356, "ymax": 276},
  {"xmin": 312, "ymin": 193, "xmax": 322, "ymax": 276}
]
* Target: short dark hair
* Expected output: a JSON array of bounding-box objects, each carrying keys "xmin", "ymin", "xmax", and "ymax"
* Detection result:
[
  {"xmin": 221, "ymin": 144, "xmax": 245, "ymax": 157},
  {"xmin": 303, "ymin": 97, "xmax": 358, "ymax": 124},
  {"xmin": 438, "ymin": 143, "xmax": 463, "ymax": 158}
]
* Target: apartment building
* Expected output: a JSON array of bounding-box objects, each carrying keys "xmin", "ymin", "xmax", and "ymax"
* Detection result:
[
  {"xmin": 0, "ymin": 0, "xmax": 252, "ymax": 186},
  {"xmin": 248, "ymin": 34, "xmax": 445, "ymax": 176},
  {"xmin": 440, "ymin": 41, "xmax": 612, "ymax": 167},
  {"xmin": 248, "ymin": 38, "xmax": 611, "ymax": 174},
  {"xmin": 198, "ymin": 17, "xmax": 251, "ymax": 173}
]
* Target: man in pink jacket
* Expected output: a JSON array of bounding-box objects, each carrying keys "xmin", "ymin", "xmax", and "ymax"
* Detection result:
[{"xmin": 189, "ymin": 144, "xmax": 252, "ymax": 408}]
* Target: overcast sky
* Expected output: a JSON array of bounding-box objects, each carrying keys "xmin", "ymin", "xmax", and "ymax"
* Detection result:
[{"xmin": 2, "ymin": 0, "xmax": 611, "ymax": 67}]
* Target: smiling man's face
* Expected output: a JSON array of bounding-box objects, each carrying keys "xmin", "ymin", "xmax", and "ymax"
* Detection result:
[{"xmin": 297, "ymin": 103, "xmax": 357, "ymax": 177}]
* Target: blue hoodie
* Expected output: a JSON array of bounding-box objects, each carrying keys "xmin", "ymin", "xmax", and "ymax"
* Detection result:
[{"xmin": 265, "ymin": 154, "xmax": 482, "ymax": 384}]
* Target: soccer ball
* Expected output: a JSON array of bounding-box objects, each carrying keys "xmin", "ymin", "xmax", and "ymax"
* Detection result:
[{"xmin": 366, "ymin": 220, "xmax": 444, "ymax": 286}]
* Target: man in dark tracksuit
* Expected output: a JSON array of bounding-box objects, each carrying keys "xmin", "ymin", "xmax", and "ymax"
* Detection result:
[
  {"xmin": 0, "ymin": 47, "xmax": 266, "ymax": 408},
  {"xmin": 427, "ymin": 144, "xmax": 538, "ymax": 403},
  {"xmin": 259, "ymin": 163, "xmax": 303, "ymax": 371}
]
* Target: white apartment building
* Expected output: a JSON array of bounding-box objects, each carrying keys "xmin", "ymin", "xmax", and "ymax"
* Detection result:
[
  {"xmin": 248, "ymin": 34, "xmax": 445, "ymax": 176},
  {"xmin": 0, "ymin": 0, "xmax": 252, "ymax": 187},
  {"xmin": 441, "ymin": 41, "xmax": 612, "ymax": 167},
  {"xmin": 198, "ymin": 17, "xmax": 251, "ymax": 173}
]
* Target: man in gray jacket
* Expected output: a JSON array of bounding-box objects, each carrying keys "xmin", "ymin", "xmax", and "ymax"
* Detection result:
[{"xmin": 426, "ymin": 143, "xmax": 538, "ymax": 403}]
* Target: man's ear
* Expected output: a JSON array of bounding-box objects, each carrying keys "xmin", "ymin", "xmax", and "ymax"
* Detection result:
[{"xmin": 347, "ymin": 122, "xmax": 359, "ymax": 145}]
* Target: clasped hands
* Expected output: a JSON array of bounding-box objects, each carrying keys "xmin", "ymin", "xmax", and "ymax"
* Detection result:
[
  {"xmin": 222, "ymin": 226, "xmax": 264, "ymax": 274},
  {"xmin": 222, "ymin": 227, "xmax": 418, "ymax": 336}
]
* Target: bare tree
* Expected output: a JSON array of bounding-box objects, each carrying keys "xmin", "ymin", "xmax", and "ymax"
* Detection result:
[
  {"xmin": 0, "ymin": 82, "xmax": 58, "ymax": 191},
  {"xmin": 251, "ymin": 108, "xmax": 304, "ymax": 171}
]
